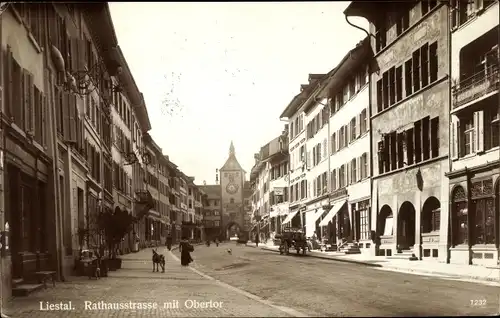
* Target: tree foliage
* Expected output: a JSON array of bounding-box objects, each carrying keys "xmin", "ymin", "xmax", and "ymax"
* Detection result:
[{"xmin": 98, "ymin": 209, "xmax": 135, "ymax": 258}]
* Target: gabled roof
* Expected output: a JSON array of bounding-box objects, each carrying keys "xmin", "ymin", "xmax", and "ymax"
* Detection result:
[
  {"xmin": 198, "ymin": 185, "xmax": 221, "ymax": 199},
  {"xmin": 220, "ymin": 154, "xmax": 245, "ymax": 172}
]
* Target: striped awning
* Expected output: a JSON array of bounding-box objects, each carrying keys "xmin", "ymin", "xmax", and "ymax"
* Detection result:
[{"xmin": 319, "ymin": 200, "xmax": 346, "ymax": 227}]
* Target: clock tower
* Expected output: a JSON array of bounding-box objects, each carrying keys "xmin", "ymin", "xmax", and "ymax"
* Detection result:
[{"xmin": 220, "ymin": 141, "xmax": 248, "ymax": 240}]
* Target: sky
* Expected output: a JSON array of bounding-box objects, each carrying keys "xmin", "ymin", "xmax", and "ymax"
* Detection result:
[{"xmin": 108, "ymin": 2, "xmax": 367, "ymax": 185}]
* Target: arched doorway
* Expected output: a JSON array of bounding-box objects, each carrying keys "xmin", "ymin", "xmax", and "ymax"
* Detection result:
[
  {"xmin": 397, "ymin": 202, "xmax": 416, "ymax": 250},
  {"xmin": 378, "ymin": 205, "xmax": 393, "ymax": 237},
  {"xmin": 421, "ymin": 197, "xmax": 441, "ymax": 234},
  {"xmin": 226, "ymin": 222, "xmax": 241, "ymax": 240},
  {"xmin": 451, "ymin": 186, "xmax": 468, "ymax": 246}
]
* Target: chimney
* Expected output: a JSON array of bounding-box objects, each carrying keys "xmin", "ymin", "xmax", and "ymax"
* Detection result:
[
  {"xmin": 215, "ymin": 169, "xmax": 219, "ymax": 184},
  {"xmin": 203, "ymin": 180, "xmax": 207, "ymax": 185}
]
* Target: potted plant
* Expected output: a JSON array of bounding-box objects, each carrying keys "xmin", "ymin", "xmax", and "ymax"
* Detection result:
[
  {"xmin": 99, "ymin": 209, "xmax": 134, "ymax": 271},
  {"xmin": 72, "ymin": 227, "xmax": 89, "ymax": 276}
]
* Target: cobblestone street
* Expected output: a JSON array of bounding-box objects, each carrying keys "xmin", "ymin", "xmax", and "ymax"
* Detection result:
[
  {"xmin": 190, "ymin": 242, "xmax": 500, "ymax": 317},
  {"xmin": 3, "ymin": 247, "xmax": 299, "ymax": 317}
]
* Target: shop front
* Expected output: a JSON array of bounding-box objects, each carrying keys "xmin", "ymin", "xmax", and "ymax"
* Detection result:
[{"xmin": 3, "ymin": 130, "xmax": 55, "ymax": 298}]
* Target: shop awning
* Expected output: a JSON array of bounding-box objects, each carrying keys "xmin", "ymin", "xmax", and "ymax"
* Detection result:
[
  {"xmin": 282, "ymin": 210, "xmax": 299, "ymax": 224},
  {"xmin": 311, "ymin": 208, "xmax": 324, "ymax": 224},
  {"xmin": 319, "ymin": 200, "xmax": 346, "ymax": 227},
  {"xmin": 147, "ymin": 215, "xmax": 162, "ymax": 222},
  {"xmin": 279, "ymin": 209, "xmax": 289, "ymax": 216}
]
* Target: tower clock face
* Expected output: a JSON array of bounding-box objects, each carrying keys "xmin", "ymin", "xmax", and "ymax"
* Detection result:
[{"xmin": 226, "ymin": 183, "xmax": 239, "ymax": 194}]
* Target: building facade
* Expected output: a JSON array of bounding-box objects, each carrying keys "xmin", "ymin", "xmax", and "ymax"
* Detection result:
[
  {"xmin": 447, "ymin": 0, "xmax": 499, "ymax": 266},
  {"xmin": 279, "ymin": 87, "xmax": 310, "ymax": 232},
  {"xmin": 302, "ymin": 41, "xmax": 372, "ymax": 254},
  {"xmin": 199, "ymin": 185, "xmax": 222, "ymax": 240},
  {"xmin": 345, "ymin": 0, "xmax": 451, "ymax": 261},
  {"xmin": 143, "ymin": 133, "xmax": 164, "ymax": 246},
  {"xmin": 249, "ymin": 129, "xmax": 289, "ymax": 241},
  {"xmin": 249, "ymin": 146, "xmax": 270, "ymax": 241}
]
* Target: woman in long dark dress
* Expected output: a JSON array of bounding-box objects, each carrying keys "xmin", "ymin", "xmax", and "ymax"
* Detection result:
[{"xmin": 179, "ymin": 237, "xmax": 193, "ymax": 266}]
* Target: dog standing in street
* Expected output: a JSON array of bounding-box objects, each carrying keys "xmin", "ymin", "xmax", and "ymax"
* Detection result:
[{"xmin": 152, "ymin": 249, "xmax": 165, "ymax": 273}]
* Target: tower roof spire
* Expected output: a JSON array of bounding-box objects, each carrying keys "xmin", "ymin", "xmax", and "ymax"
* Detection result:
[{"xmin": 229, "ymin": 141, "xmax": 235, "ymax": 156}]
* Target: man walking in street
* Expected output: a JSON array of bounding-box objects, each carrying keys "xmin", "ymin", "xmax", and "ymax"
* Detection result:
[{"xmin": 165, "ymin": 233, "xmax": 173, "ymax": 251}]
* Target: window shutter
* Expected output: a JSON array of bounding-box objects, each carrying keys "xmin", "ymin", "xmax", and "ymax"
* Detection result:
[
  {"xmin": 28, "ymin": 73, "xmax": 35, "ymax": 132},
  {"xmin": 5, "ymin": 48, "xmax": 13, "ymax": 118},
  {"xmin": 22, "ymin": 69, "xmax": 29, "ymax": 129},
  {"xmin": 41, "ymin": 94, "xmax": 47, "ymax": 146},
  {"xmin": 344, "ymin": 125, "xmax": 349, "ymax": 146},
  {"xmin": 71, "ymin": 37, "xmax": 78, "ymax": 72},
  {"xmin": 356, "ymin": 114, "xmax": 361, "ymax": 137},
  {"xmin": 346, "ymin": 122, "xmax": 351, "ymax": 144},
  {"xmin": 69, "ymin": 94, "xmax": 77, "ymax": 142},
  {"xmin": 62, "ymin": 92, "xmax": 70, "ymax": 140},
  {"xmin": 346, "ymin": 162, "xmax": 350, "ymax": 185},
  {"xmin": 450, "ymin": 2, "xmax": 458, "ymax": 29},
  {"xmin": 475, "ymin": 0, "xmax": 484, "ymax": 11},
  {"xmin": 476, "ymin": 110, "xmax": 484, "ymax": 152},
  {"xmin": 365, "ymin": 107, "xmax": 370, "ymax": 131},
  {"xmin": 357, "ymin": 157, "xmax": 361, "ymax": 182},
  {"xmin": 78, "ymin": 39, "xmax": 86, "ymax": 70},
  {"xmin": 323, "ymin": 138, "xmax": 327, "ymax": 158},
  {"xmin": 451, "ymin": 120, "xmax": 458, "ymax": 159}
]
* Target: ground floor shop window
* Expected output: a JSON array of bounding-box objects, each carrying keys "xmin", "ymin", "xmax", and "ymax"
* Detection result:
[
  {"xmin": 473, "ymin": 197, "xmax": 495, "ymax": 244},
  {"xmin": 360, "ymin": 208, "xmax": 370, "ymax": 240}
]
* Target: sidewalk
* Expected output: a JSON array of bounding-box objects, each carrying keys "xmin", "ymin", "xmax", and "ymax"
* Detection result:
[
  {"xmin": 247, "ymin": 243, "xmax": 500, "ymax": 283},
  {"xmin": 3, "ymin": 246, "xmax": 302, "ymax": 317}
]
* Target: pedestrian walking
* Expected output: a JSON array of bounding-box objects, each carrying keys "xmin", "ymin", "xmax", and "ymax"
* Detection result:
[
  {"xmin": 165, "ymin": 233, "xmax": 172, "ymax": 251},
  {"xmin": 179, "ymin": 237, "xmax": 194, "ymax": 266},
  {"xmin": 215, "ymin": 238, "xmax": 219, "ymax": 247}
]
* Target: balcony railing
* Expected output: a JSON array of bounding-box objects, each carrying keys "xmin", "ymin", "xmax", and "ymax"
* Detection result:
[{"xmin": 453, "ymin": 66, "xmax": 499, "ymax": 108}]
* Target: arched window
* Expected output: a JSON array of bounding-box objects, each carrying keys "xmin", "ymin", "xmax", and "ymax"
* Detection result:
[
  {"xmin": 422, "ymin": 197, "xmax": 441, "ymax": 233},
  {"xmin": 452, "ymin": 186, "xmax": 467, "ymax": 246}
]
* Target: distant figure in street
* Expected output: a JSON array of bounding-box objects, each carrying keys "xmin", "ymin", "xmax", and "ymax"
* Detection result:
[
  {"xmin": 206, "ymin": 239, "xmax": 211, "ymax": 247},
  {"xmin": 215, "ymin": 238, "xmax": 219, "ymax": 247},
  {"xmin": 255, "ymin": 235, "xmax": 260, "ymax": 247},
  {"xmin": 165, "ymin": 234, "xmax": 172, "ymax": 251},
  {"xmin": 179, "ymin": 237, "xmax": 194, "ymax": 266}
]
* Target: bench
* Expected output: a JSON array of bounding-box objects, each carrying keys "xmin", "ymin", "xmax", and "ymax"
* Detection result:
[{"xmin": 34, "ymin": 271, "xmax": 56, "ymax": 289}]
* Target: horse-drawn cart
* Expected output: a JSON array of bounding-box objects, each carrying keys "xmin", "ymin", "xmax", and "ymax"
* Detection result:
[{"xmin": 277, "ymin": 228, "xmax": 308, "ymax": 255}]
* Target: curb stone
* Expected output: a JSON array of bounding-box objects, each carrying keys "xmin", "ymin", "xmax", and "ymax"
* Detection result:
[
  {"xmin": 248, "ymin": 244, "xmax": 500, "ymax": 283},
  {"xmin": 255, "ymin": 245, "xmax": 383, "ymax": 268}
]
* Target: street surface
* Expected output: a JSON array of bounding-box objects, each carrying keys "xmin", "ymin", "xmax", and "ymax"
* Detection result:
[
  {"xmin": 3, "ymin": 247, "xmax": 298, "ymax": 317},
  {"xmin": 190, "ymin": 242, "xmax": 500, "ymax": 317}
]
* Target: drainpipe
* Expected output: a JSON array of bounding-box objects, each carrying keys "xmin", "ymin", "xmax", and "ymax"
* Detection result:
[
  {"xmin": 446, "ymin": 0, "xmax": 453, "ymax": 263},
  {"xmin": 344, "ymin": 14, "xmax": 377, "ymax": 252},
  {"xmin": 49, "ymin": 75, "xmax": 64, "ymax": 281}
]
